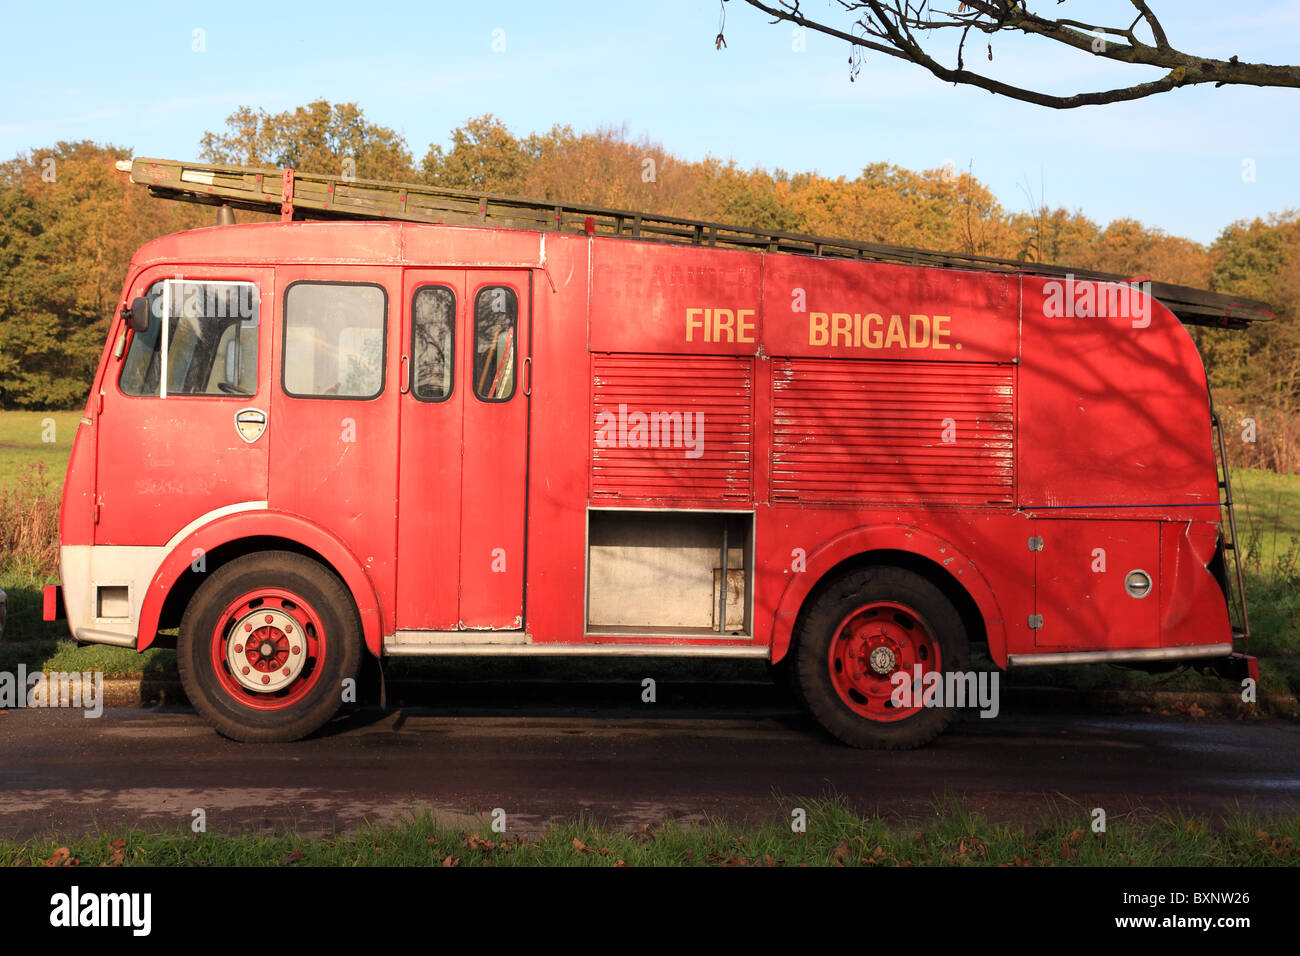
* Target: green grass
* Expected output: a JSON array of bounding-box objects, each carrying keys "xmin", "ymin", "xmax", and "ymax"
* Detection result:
[
  {"xmin": 5, "ymin": 797, "xmax": 1296, "ymax": 867},
  {"xmin": 1233, "ymin": 467, "xmax": 1300, "ymax": 564},
  {"xmin": 0, "ymin": 410, "xmax": 79, "ymax": 489},
  {"xmin": 1, "ymin": 567, "xmax": 68, "ymax": 643}
]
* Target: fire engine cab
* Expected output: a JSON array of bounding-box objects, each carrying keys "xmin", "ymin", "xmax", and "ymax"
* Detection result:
[{"xmin": 43, "ymin": 158, "xmax": 1264, "ymax": 746}]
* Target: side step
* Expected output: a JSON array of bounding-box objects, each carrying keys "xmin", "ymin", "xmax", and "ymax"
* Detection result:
[
  {"xmin": 382, "ymin": 639, "xmax": 768, "ymax": 659},
  {"xmin": 1007, "ymin": 644, "xmax": 1235, "ymax": 667}
]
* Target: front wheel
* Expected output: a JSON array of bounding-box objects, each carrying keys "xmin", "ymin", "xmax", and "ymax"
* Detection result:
[
  {"xmin": 178, "ymin": 551, "xmax": 362, "ymax": 742},
  {"xmin": 793, "ymin": 566, "xmax": 970, "ymax": 749}
]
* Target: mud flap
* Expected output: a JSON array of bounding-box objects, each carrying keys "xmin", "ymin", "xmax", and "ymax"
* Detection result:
[
  {"xmin": 42, "ymin": 584, "xmax": 65, "ymax": 621},
  {"xmin": 1206, "ymin": 652, "xmax": 1259, "ymax": 685}
]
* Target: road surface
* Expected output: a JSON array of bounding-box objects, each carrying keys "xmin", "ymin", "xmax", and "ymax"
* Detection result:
[{"xmin": 0, "ymin": 683, "xmax": 1295, "ymax": 838}]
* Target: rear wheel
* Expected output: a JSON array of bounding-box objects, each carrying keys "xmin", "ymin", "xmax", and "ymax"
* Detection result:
[
  {"xmin": 793, "ymin": 566, "xmax": 969, "ymax": 749},
  {"xmin": 178, "ymin": 551, "xmax": 361, "ymax": 742}
]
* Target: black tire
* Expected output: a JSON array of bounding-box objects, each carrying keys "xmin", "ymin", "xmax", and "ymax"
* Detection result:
[
  {"xmin": 178, "ymin": 551, "xmax": 362, "ymax": 743},
  {"xmin": 792, "ymin": 566, "xmax": 970, "ymax": 750}
]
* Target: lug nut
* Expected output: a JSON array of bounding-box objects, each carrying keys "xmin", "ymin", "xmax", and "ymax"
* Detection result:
[
  {"xmin": 283, "ymin": 667, "xmax": 291, "ymax": 676},
  {"xmin": 241, "ymin": 666, "xmax": 250, "ymax": 675},
  {"xmin": 235, "ymin": 644, "xmax": 243, "ymax": 653},
  {"xmin": 285, "ymin": 624, "xmax": 293, "ymax": 633},
  {"xmin": 244, "ymin": 623, "xmax": 252, "ymax": 632},
  {"xmin": 261, "ymin": 675, "xmax": 270, "ymax": 685},
  {"xmin": 291, "ymin": 646, "xmax": 300, "ymax": 655},
  {"xmin": 264, "ymin": 614, "xmax": 274, "ymax": 624}
]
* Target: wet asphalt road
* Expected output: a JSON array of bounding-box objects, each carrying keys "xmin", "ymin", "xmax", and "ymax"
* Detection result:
[{"xmin": 0, "ymin": 684, "xmax": 1296, "ymax": 838}]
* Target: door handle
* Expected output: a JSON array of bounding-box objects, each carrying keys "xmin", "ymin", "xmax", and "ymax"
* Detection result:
[
  {"xmin": 235, "ymin": 408, "xmax": 267, "ymax": 443},
  {"xmin": 522, "ymin": 356, "xmax": 531, "ymax": 398},
  {"xmin": 400, "ymin": 355, "xmax": 410, "ymax": 394}
]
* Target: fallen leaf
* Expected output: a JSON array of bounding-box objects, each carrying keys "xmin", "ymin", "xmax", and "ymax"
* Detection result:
[
  {"xmin": 830, "ymin": 841, "xmax": 851, "ymax": 866},
  {"xmin": 466, "ymin": 834, "xmax": 497, "ymax": 852},
  {"xmin": 106, "ymin": 839, "xmax": 126, "ymax": 867},
  {"xmin": 45, "ymin": 847, "xmax": 77, "ymax": 867},
  {"xmin": 442, "ymin": 856, "xmax": 460, "ymax": 868},
  {"xmin": 280, "ymin": 850, "xmax": 303, "ymax": 867}
]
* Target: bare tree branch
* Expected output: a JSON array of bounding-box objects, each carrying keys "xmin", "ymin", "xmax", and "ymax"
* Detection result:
[{"xmin": 729, "ymin": 0, "xmax": 1300, "ymax": 108}]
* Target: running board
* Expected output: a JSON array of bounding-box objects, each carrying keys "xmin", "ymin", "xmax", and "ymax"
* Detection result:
[
  {"xmin": 1007, "ymin": 643, "xmax": 1234, "ymax": 667},
  {"xmin": 382, "ymin": 641, "xmax": 769, "ymax": 658},
  {"xmin": 73, "ymin": 629, "xmax": 139, "ymax": 649}
]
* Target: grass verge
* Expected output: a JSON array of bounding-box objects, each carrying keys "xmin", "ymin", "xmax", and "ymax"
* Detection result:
[{"xmin": 5, "ymin": 797, "xmax": 1297, "ymax": 867}]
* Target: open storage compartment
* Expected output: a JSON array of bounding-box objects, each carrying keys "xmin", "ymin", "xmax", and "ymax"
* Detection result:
[{"xmin": 586, "ymin": 509, "xmax": 753, "ymax": 637}]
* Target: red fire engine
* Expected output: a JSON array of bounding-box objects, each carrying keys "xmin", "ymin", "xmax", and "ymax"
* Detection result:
[{"xmin": 43, "ymin": 158, "xmax": 1264, "ymax": 746}]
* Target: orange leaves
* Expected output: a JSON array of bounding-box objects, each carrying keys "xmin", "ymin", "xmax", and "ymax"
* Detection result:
[
  {"xmin": 44, "ymin": 846, "xmax": 76, "ymax": 867},
  {"xmin": 105, "ymin": 839, "xmax": 127, "ymax": 868},
  {"xmin": 572, "ymin": 837, "xmax": 616, "ymax": 858}
]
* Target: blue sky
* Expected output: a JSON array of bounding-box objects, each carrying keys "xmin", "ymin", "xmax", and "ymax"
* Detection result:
[{"xmin": 1, "ymin": 0, "xmax": 1296, "ymax": 244}]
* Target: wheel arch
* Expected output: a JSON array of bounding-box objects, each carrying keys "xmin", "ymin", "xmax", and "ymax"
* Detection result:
[
  {"xmin": 139, "ymin": 511, "xmax": 383, "ymax": 657},
  {"xmin": 769, "ymin": 525, "xmax": 1007, "ymax": 667}
]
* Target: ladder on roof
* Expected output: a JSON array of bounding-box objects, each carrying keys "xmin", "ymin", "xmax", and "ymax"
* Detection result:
[{"xmin": 118, "ymin": 156, "xmax": 1273, "ymax": 329}]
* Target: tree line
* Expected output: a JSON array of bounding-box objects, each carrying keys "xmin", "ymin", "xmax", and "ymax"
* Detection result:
[{"xmin": 1, "ymin": 101, "xmax": 1295, "ymax": 470}]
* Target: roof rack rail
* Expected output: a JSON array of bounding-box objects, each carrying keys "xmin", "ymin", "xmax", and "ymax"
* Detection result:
[{"xmin": 119, "ymin": 157, "xmax": 1272, "ymax": 329}]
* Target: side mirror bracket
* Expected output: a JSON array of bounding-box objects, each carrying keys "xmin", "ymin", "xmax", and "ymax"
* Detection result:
[{"xmin": 121, "ymin": 296, "xmax": 151, "ymax": 334}]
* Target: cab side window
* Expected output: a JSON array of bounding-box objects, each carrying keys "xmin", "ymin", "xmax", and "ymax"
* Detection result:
[
  {"xmin": 119, "ymin": 279, "xmax": 259, "ymax": 397},
  {"xmin": 282, "ymin": 282, "xmax": 387, "ymax": 399},
  {"xmin": 473, "ymin": 285, "xmax": 517, "ymax": 402}
]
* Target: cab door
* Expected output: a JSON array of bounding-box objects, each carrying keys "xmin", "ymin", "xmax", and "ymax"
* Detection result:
[
  {"xmin": 267, "ymin": 266, "xmax": 402, "ymax": 620},
  {"xmin": 396, "ymin": 269, "xmax": 530, "ymax": 631},
  {"xmin": 97, "ymin": 267, "xmax": 273, "ymax": 546}
]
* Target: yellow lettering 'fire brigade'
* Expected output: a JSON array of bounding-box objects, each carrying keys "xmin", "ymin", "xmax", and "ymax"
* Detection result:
[
  {"xmin": 685, "ymin": 307, "xmax": 756, "ymax": 343},
  {"xmin": 809, "ymin": 312, "xmax": 952, "ymax": 349}
]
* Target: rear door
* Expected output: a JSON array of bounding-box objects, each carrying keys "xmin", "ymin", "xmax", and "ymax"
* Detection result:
[{"xmin": 396, "ymin": 269, "xmax": 530, "ymax": 631}]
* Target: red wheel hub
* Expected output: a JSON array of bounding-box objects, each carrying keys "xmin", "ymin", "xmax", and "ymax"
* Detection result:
[
  {"xmin": 211, "ymin": 587, "xmax": 326, "ymax": 711},
  {"xmin": 827, "ymin": 601, "xmax": 942, "ymax": 722}
]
